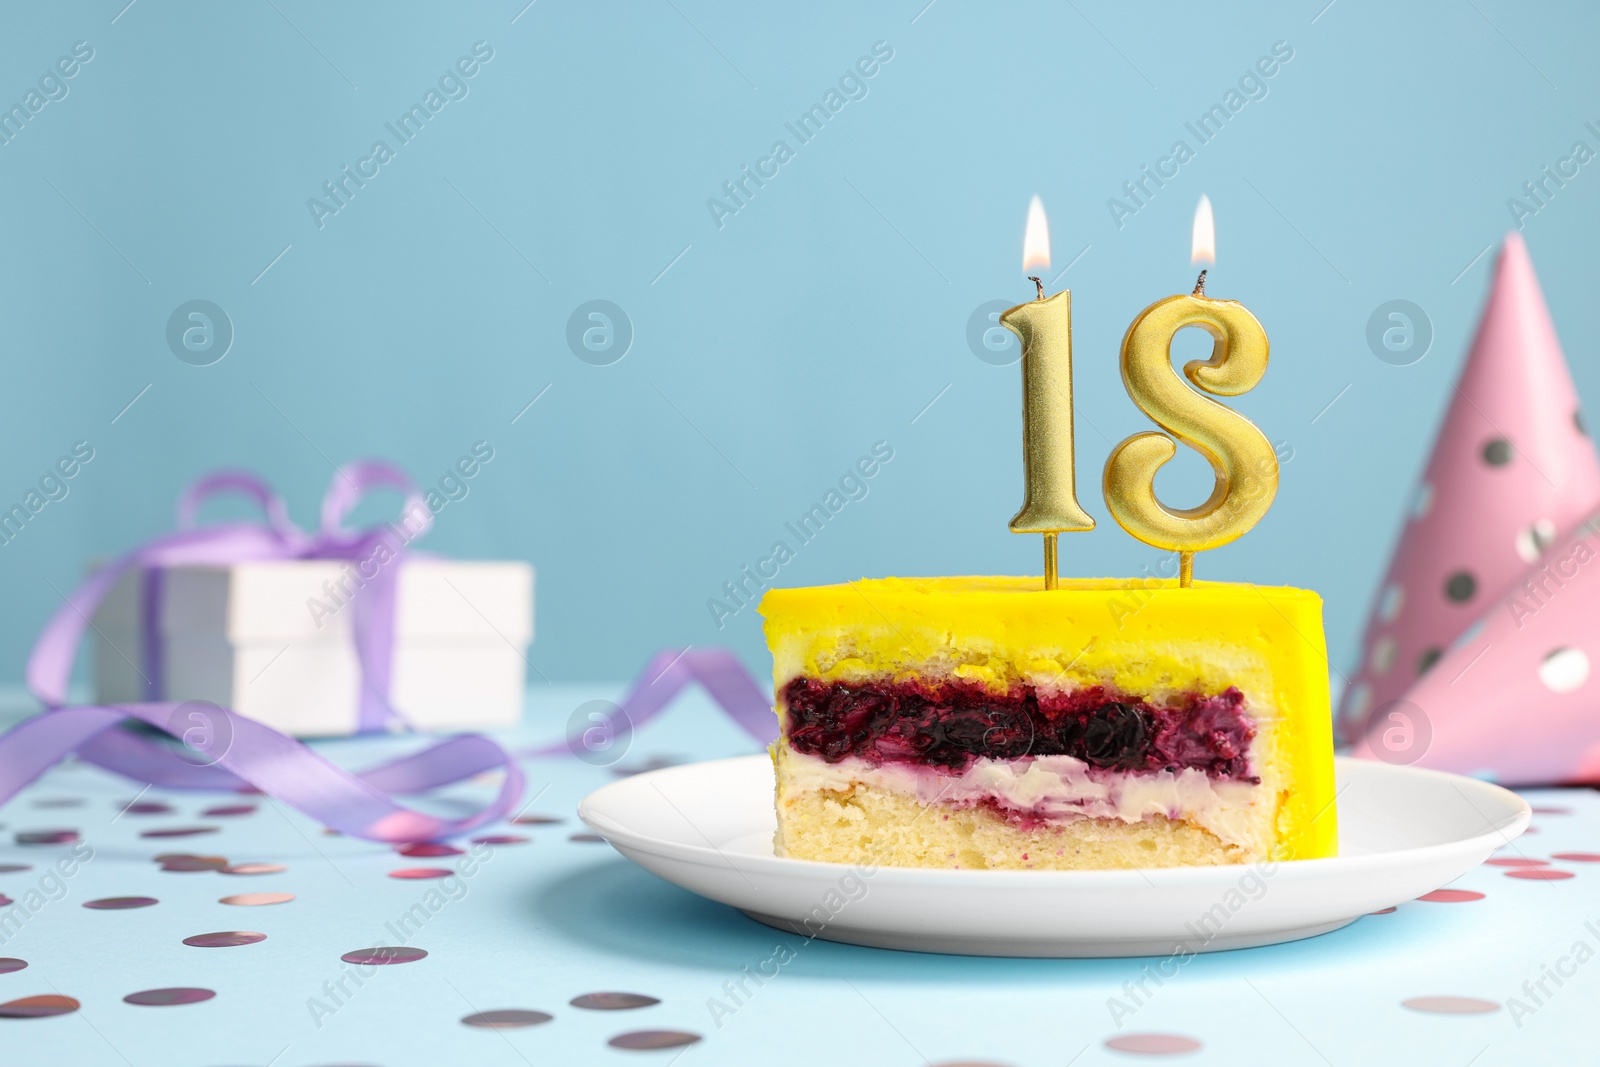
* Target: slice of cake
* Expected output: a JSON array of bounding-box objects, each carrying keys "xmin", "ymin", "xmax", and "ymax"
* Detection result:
[{"xmin": 760, "ymin": 576, "xmax": 1337, "ymax": 870}]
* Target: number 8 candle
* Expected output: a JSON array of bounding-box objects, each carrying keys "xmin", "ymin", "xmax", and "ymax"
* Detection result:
[{"xmin": 1102, "ymin": 195, "xmax": 1279, "ymax": 587}]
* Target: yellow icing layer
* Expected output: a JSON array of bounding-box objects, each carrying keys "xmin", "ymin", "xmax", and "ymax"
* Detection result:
[{"xmin": 759, "ymin": 576, "xmax": 1338, "ymax": 862}]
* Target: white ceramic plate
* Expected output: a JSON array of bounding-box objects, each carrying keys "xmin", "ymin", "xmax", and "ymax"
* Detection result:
[{"xmin": 578, "ymin": 755, "xmax": 1529, "ymax": 957}]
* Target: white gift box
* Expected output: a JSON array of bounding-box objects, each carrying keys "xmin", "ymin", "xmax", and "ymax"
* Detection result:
[{"xmin": 91, "ymin": 560, "xmax": 533, "ymax": 737}]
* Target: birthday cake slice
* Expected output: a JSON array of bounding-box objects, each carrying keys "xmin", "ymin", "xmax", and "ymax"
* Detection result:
[{"xmin": 760, "ymin": 576, "xmax": 1337, "ymax": 870}]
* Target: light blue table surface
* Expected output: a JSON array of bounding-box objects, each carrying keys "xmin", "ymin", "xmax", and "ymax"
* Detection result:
[{"xmin": 0, "ymin": 684, "xmax": 1594, "ymax": 1067}]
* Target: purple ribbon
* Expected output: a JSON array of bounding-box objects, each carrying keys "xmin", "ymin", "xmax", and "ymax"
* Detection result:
[
  {"xmin": 520, "ymin": 647, "xmax": 777, "ymax": 757},
  {"xmin": 0, "ymin": 463, "xmax": 525, "ymax": 842}
]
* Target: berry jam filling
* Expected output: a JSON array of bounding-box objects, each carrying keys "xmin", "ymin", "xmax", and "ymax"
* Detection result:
[{"xmin": 782, "ymin": 677, "xmax": 1256, "ymax": 781}]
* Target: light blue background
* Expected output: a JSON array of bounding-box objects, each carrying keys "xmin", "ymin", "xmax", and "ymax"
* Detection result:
[{"xmin": 3, "ymin": 0, "xmax": 1598, "ymax": 689}]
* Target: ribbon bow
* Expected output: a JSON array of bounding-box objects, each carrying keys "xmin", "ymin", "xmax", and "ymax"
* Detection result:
[{"xmin": 0, "ymin": 463, "xmax": 523, "ymax": 843}]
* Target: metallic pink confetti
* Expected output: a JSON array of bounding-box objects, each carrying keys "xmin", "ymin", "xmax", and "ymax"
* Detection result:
[
  {"xmin": 119, "ymin": 801, "xmax": 173, "ymax": 815},
  {"xmin": 1552, "ymin": 852, "xmax": 1600, "ymax": 862},
  {"xmin": 397, "ymin": 843, "xmax": 462, "ymax": 858},
  {"xmin": 1530, "ymin": 806, "xmax": 1571, "ymax": 814},
  {"xmin": 461, "ymin": 1009, "xmax": 553, "ymax": 1028},
  {"xmin": 569, "ymin": 834, "xmax": 605, "ymax": 844},
  {"xmin": 571, "ymin": 992, "xmax": 660, "ymax": 1010},
  {"xmin": 471, "ymin": 835, "xmax": 528, "ymax": 846},
  {"xmin": 1484, "ymin": 857, "xmax": 1549, "ymax": 867},
  {"xmin": 83, "ymin": 897, "xmax": 159, "ymax": 910},
  {"xmin": 511, "ymin": 814, "xmax": 563, "ymax": 825},
  {"xmin": 158, "ymin": 855, "xmax": 229, "ymax": 872},
  {"xmin": 1368, "ymin": 907, "xmax": 1397, "ymax": 915},
  {"xmin": 388, "ymin": 867, "xmax": 453, "ymax": 880},
  {"xmin": 31, "ymin": 798, "xmax": 84, "ymax": 809},
  {"xmin": 340, "ymin": 946, "xmax": 427, "ymax": 966},
  {"xmin": 123, "ymin": 987, "xmax": 215, "ymax": 1006},
  {"xmin": 1403, "ymin": 996, "xmax": 1500, "ymax": 1014},
  {"xmin": 201, "ymin": 804, "xmax": 257, "ymax": 817},
  {"xmin": 182, "ymin": 931, "xmax": 266, "ymax": 948},
  {"xmin": 0, "ymin": 865, "xmax": 30, "ymax": 875},
  {"xmin": 0, "ymin": 995, "xmax": 78, "ymax": 1018},
  {"xmin": 0, "ymin": 959, "xmax": 25, "ymax": 974},
  {"xmin": 140, "ymin": 827, "xmax": 218, "ymax": 839},
  {"xmin": 1418, "ymin": 889, "xmax": 1485, "ymax": 903},
  {"xmin": 219, "ymin": 893, "xmax": 293, "ymax": 906},
  {"xmin": 1506, "ymin": 868, "xmax": 1575, "ymax": 880},
  {"xmin": 608, "ymin": 1030, "xmax": 702, "ymax": 1050},
  {"xmin": 15, "ymin": 830, "xmax": 78, "ymax": 845},
  {"xmin": 222, "ymin": 863, "xmax": 285, "ymax": 876},
  {"xmin": 1104, "ymin": 1033, "xmax": 1202, "ymax": 1054}
]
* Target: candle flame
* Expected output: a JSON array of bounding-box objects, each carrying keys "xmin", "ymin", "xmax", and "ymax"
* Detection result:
[
  {"xmin": 1022, "ymin": 195, "xmax": 1050, "ymax": 274},
  {"xmin": 1191, "ymin": 194, "xmax": 1215, "ymax": 265}
]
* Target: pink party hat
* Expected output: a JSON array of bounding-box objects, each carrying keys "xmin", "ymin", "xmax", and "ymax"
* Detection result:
[
  {"xmin": 1350, "ymin": 510, "xmax": 1600, "ymax": 785},
  {"xmin": 1339, "ymin": 232, "xmax": 1600, "ymax": 744}
]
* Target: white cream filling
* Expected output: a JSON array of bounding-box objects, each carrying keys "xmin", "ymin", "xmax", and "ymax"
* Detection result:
[{"xmin": 780, "ymin": 749, "xmax": 1268, "ymax": 851}]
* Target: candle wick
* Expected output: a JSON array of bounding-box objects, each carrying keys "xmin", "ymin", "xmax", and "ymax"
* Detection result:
[
  {"xmin": 1029, "ymin": 276, "xmax": 1044, "ymax": 300},
  {"xmin": 1192, "ymin": 270, "xmax": 1207, "ymax": 297}
]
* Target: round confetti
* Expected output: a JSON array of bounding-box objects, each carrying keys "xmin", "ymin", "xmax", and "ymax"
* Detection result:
[
  {"xmin": 341, "ymin": 946, "xmax": 427, "ymax": 966},
  {"xmin": 119, "ymin": 801, "xmax": 173, "ymax": 815},
  {"xmin": 0, "ymin": 896, "xmax": 13, "ymax": 908},
  {"xmin": 1531, "ymin": 806, "xmax": 1572, "ymax": 815},
  {"xmin": 0, "ymin": 865, "xmax": 31, "ymax": 875},
  {"xmin": 1506, "ymin": 868, "xmax": 1574, "ymax": 880},
  {"xmin": 15, "ymin": 830, "xmax": 78, "ymax": 846},
  {"xmin": 569, "ymin": 834, "xmax": 605, "ymax": 844},
  {"xmin": 1416, "ymin": 648, "xmax": 1442, "ymax": 676},
  {"xmin": 511, "ymin": 814, "xmax": 563, "ymax": 825},
  {"xmin": 608, "ymin": 1030, "xmax": 702, "ymax": 1051},
  {"xmin": 201, "ymin": 804, "xmax": 256, "ymax": 817},
  {"xmin": 0, "ymin": 959, "xmax": 26, "ymax": 974},
  {"xmin": 1552, "ymin": 852, "xmax": 1600, "ymax": 862},
  {"xmin": 1538, "ymin": 647, "xmax": 1590, "ymax": 693},
  {"xmin": 397, "ymin": 843, "xmax": 462, "ymax": 858},
  {"xmin": 123, "ymin": 987, "xmax": 215, "ymax": 1006},
  {"xmin": 222, "ymin": 863, "xmax": 285, "ymax": 876},
  {"xmin": 1103, "ymin": 1033, "xmax": 1202, "ymax": 1055},
  {"xmin": 388, "ymin": 867, "xmax": 453, "ymax": 880},
  {"xmin": 83, "ymin": 897, "xmax": 159, "ymax": 910},
  {"xmin": 461, "ymin": 1009, "xmax": 553, "ymax": 1029},
  {"xmin": 1418, "ymin": 889, "xmax": 1485, "ymax": 903},
  {"xmin": 183, "ymin": 931, "xmax": 266, "ymax": 948},
  {"xmin": 1368, "ymin": 907, "xmax": 1397, "ymax": 915},
  {"xmin": 1484, "ymin": 858, "xmax": 1548, "ymax": 867},
  {"xmin": 1403, "ymin": 996, "xmax": 1499, "ymax": 1015},
  {"xmin": 220, "ymin": 892, "xmax": 294, "ymax": 906},
  {"xmin": 571, "ymin": 992, "xmax": 660, "ymax": 1010},
  {"xmin": 0, "ymin": 995, "xmax": 78, "ymax": 1018},
  {"xmin": 159, "ymin": 855, "xmax": 229, "ymax": 872},
  {"xmin": 471, "ymin": 835, "xmax": 529, "ymax": 846},
  {"xmin": 140, "ymin": 827, "xmax": 218, "ymax": 839}
]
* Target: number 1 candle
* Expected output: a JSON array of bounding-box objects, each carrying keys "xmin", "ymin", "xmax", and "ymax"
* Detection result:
[{"xmin": 1001, "ymin": 196, "xmax": 1095, "ymax": 590}]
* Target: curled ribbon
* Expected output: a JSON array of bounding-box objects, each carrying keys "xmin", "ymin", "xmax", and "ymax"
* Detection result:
[{"xmin": 0, "ymin": 462, "xmax": 524, "ymax": 842}]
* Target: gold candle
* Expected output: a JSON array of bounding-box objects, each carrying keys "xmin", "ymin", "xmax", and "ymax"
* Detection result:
[
  {"xmin": 1103, "ymin": 195, "xmax": 1277, "ymax": 587},
  {"xmin": 1001, "ymin": 197, "xmax": 1095, "ymax": 590}
]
